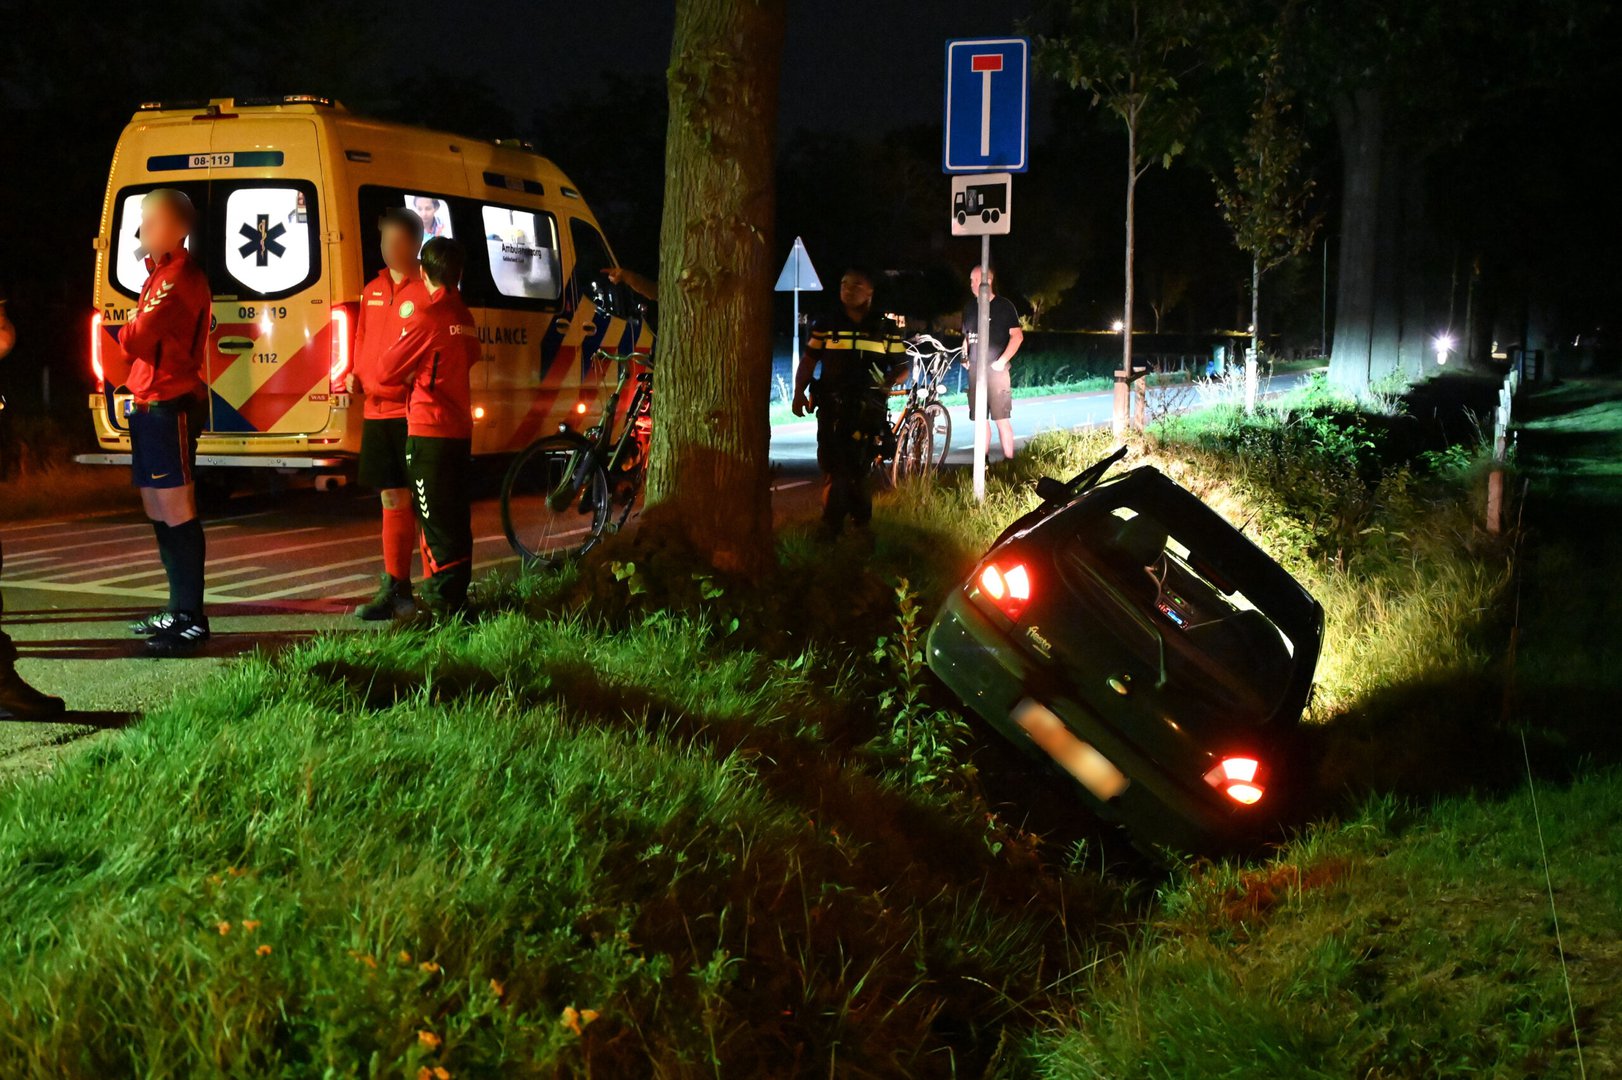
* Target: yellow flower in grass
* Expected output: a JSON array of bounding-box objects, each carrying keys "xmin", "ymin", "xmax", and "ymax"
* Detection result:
[
  {"xmin": 399, "ymin": 950, "xmax": 413, "ymax": 965},
  {"xmin": 489, "ymin": 978, "xmax": 505, "ymax": 999},
  {"xmin": 242, "ymin": 920, "xmax": 261, "ymax": 933},
  {"xmin": 256, "ymin": 944, "xmax": 272, "ymax": 957},
  {"xmin": 215, "ymin": 921, "xmax": 231, "ymax": 936},
  {"xmin": 561, "ymin": 1006, "xmax": 601, "ymax": 1036},
  {"xmin": 415, "ymin": 1068, "xmax": 451, "ymax": 1080},
  {"xmin": 417, "ymin": 1030, "xmax": 441, "ymax": 1050},
  {"xmin": 419, "ymin": 960, "xmax": 440, "ymax": 974}
]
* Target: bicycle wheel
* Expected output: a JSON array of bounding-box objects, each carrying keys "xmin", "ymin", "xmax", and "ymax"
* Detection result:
[
  {"xmin": 500, "ymin": 434, "xmax": 611, "ymax": 566},
  {"xmin": 923, "ymin": 400, "xmax": 952, "ymax": 468},
  {"xmin": 889, "ymin": 411, "xmax": 935, "ymax": 484}
]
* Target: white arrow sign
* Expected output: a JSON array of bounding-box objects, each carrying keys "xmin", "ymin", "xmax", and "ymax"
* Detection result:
[{"xmin": 775, "ymin": 237, "xmax": 822, "ymax": 394}]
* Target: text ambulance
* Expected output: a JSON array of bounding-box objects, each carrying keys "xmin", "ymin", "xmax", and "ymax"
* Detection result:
[{"xmin": 82, "ymin": 96, "xmax": 651, "ymax": 472}]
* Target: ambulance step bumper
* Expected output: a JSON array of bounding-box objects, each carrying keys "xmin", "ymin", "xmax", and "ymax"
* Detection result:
[{"xmin": 74, "ymin": 453, "xmax": 350, "ymax": 470}]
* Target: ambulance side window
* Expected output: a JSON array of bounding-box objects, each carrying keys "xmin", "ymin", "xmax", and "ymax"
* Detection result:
[
  {"xmin": 479, "ymin": 204, "xmax": 561, "ymax": 303},
  {"xmin": 567, "ymin": 219, "xmax": 614, "ymax": 303},
  {"xmin": 217, "ymin": 181, "xmax": 320, "ymax": 300},
  {"xmin": 358, "ymin": 185, "xmax": 461, "ymax": 281}
]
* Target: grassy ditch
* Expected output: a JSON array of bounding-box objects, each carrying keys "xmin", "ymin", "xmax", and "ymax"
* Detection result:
[{"xmin": 2, "ymin": 372, "xmax": 1608, "ymax": 1076}]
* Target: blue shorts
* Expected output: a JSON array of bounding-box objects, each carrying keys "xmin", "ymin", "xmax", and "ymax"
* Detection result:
[{"xmin": 129, "ymin": 398, "xmax": 205, "ymax": 489}]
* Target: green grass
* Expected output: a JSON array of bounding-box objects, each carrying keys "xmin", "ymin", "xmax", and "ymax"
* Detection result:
[
  {"xmin": 1023, "ymin": 766, "xmax": 1622, "ymax": 1078},
  {"xmin": 1, "ymin": 371, "xmax": 1613, "ymax": 1076}
]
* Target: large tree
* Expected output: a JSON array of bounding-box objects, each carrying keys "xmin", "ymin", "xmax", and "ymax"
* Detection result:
[
  {"xmin": 1284, "ymin": 0, "xmax": 1597, "ymax": 393},
  {"xmin": 642, "ymin": 0, "xmax": 786, "ymax": 576},
  {"xmin": 1033, "ymin": 0, "xmax": 1213, "ymax": 432}
]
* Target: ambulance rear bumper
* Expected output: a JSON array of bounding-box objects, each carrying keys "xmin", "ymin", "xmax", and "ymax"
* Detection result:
[{"xmin": 74, "ymin": 453, "xmax": 350, "ymax": 470}]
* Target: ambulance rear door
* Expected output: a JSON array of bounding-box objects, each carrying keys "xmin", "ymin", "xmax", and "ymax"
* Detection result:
[{"xmin": 201, "ymin": 116, "xmax": 335, "ymax": 437}]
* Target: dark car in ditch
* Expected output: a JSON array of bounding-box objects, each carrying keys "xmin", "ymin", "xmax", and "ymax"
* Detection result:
[{"xmin": 927, "ymin": 449, "xmax": 1324, "ymax": 852}]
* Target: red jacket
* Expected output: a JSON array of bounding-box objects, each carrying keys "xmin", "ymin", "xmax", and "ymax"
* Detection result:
[
  {"xmin": 352, "ymin": 268, "xmax": 430, "ymax": 420},
  {"xmin": 377, "ymin": 284, "xmax": 478, "ymax": 439},
  {"xmin": 121, "ymin": 248, "xmax": 210, "ymax": 404}
]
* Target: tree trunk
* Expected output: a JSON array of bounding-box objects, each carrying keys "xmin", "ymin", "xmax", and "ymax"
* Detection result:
[
  {"xmin": 1328, "ymin": 87, "xmax": 1382, "ymax": 395},
  {"xmin": 642, "ymin": 0, "xmax": 786, "ymax": 576}
]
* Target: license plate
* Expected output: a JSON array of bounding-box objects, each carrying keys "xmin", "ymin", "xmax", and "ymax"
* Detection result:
[{"xmin": 1012, "ymin": 698, "xmax": 1130, "ymax": 800}]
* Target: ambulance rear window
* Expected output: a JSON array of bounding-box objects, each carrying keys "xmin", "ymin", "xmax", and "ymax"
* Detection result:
[
  {"xmin": 481, "ymin": 204, "xmax": 561, "ymax": 302},
  {"xmin": 220, "ymin": 184, "xmax": 319, "ymax": 299},
  {"xmin": 109, "ymin": 179, "xmax": 320, "ymax": 302},
  {"xmin": 111, "ymin": 184, "xmax": 205, "ymax": 297}
]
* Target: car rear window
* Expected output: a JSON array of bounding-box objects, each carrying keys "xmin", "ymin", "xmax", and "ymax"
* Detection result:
[{"xmin": 1061, "ymin": 503, "xmax": 1298, "ymax": 723}]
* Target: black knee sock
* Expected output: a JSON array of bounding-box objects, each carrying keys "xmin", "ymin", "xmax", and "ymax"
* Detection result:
[
  {"xmin": 167, "ymin": 518, "xmax": 207, "ymax": 616},
  {"xmin": 152, "ymin": 521, "xmax": 177, "ymax": 610}
]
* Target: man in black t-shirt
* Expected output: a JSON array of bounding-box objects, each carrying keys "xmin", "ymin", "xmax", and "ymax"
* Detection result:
[
  {"xmin": 0, "ymin": 282, "xmax": 67, "ymax": 719},
  {"xmin": 791, "ymin": 267, "xmax": 909, "ymax": 537},
  {"xmin": 961, "ymin": 264, "xmax": 1024, "ymax": 461}
]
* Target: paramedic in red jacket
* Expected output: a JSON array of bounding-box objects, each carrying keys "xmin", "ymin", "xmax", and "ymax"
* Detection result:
[
  {"xmin": 347, "ymin": 206, "xmax": 431, "ymax": 620},
  {"xmin": 121, "ymin": 188, "xmax": 213, "ymax": 657},
  {"xmin": 375, "ymin": 236, "xmax": 478, "ymax": 617}
]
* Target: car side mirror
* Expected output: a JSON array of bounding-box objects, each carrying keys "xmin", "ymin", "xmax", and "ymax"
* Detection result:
[{"xmin": 1035, "ymin": 476, "xmax": 1070, "ymax": 504}]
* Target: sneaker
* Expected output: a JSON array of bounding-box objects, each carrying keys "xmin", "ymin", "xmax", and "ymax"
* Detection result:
[
  {"xmin": 145, "ymin": 612, "xmax": 211, "ymax": 658},
  {"xmin": 129, "ymin": 610, "xmax": 178, "ymax": 637},
  {"xmin": 354, "ymin": 574, "xmax": 416, "ymax": 621},
  {"xmin": 0, "ymin": 669, "xmax": 66, "ymax": 721}
]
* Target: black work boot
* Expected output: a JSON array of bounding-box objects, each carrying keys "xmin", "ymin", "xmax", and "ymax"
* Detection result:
[
  {"xmin": 354, "ymin": 574, "xmax": 416, "ymax": 621},
  {"xmin": 0, "ymin": 668, "xmax": 66, "ymax": 721}
]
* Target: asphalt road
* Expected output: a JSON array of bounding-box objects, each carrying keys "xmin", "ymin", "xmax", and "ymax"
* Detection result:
[{"xmin": 0, "ymin": 369, "xmax": 1318, "ymax": 768}]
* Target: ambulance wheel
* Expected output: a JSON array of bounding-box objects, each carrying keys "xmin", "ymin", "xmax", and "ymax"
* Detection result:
[{"xmin": 500, "ymin": 434, "xmax": 610, "ymax": 567}]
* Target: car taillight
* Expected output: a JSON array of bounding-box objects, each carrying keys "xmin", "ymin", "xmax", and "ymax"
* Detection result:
[
  {"xmin": 1204, "ymin": 756, "xmax": 1265, "ymax": 805},
  {"xmin": 329, "ymin": 303, "xmax": 357, "ymax": 386},
  {"xmin": 90, "ymin": 310, "xmax": 106, "ymax": 391},
  {"xmin": 976, "ymin": 560, "xmax": 1032, "ymax": 620}
]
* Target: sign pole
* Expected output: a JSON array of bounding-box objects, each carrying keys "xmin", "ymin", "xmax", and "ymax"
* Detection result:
[
  {"xmin": 973, "ymin": 234, "xmax": 991, "ymax": 502},
  {"xmin": 791, "ymin": 278, "xmax": 800, "ymax": 394}
]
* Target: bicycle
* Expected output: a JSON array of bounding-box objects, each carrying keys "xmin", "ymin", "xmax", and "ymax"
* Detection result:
[
  {"xmin": 500, "ymin": 282, "xmax": 653, "ymax": 566},
  {"xmin": 883, "ymin": 334, "xmax": 960, "ymax": 484}
]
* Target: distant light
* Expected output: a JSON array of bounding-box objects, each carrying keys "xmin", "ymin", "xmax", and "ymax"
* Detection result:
[
  {"xmin": 1246, "ymin": 323, "xmax": 1255, "ymax": 334},
  {"xmin": 1434, "ymin": 333, "xmax": 1454, "ymax": 366},
  {"xmin": 1111, "ymin": 319, "xmax": 1125, "ymax": 333},
  {"xmin": 575, "ymin": 402, "xmax": 588, "ymax": 414},
  {"xmin": 473, "ymin": 405, "xmax": 486, "ymax": 420}
]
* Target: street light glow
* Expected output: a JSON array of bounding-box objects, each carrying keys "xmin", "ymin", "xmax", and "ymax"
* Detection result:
[
  {"xmin": 1111, "ymin": 319, "xmax": 1125, "ymax": 332},
  {"xmin": 1434, "ymin": 333, "xmax": 1454, "ymax": 366}
]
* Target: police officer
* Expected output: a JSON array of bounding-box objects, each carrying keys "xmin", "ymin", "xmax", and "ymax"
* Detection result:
[
  {"xmin": 0, "ymin": 282, "xmax": 67, "ymax": 717},
  {"xmin": 375, "ymin": 237, "xmax": 478, "ymax": 617},
  {"xmin": 349, "ymin": 207, "xmax": 431, "ymax": 620},
  {"xmin": 121, "ymin": 189, "xmax": 213, "ymax": 657},
  {"xmin": 790, "ymin": 267, "xmax": 908, "ymax": 538}
]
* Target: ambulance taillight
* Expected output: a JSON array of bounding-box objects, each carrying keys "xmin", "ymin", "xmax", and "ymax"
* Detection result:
[
  {"xmin": 329, "ymin": 303, "xmax": 358, "ymax": 387},
  {"xmin": 89, "ymin": 311, "xmax": 105, "ymax": 392}
]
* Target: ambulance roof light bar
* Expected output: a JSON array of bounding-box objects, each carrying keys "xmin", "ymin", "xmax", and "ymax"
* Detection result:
[{"xmin": 233, "ymin": 94, "xmax": 337, "ymax": 108}]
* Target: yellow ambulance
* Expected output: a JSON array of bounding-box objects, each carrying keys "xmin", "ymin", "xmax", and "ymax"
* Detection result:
[{"xmin": 81, "ymin": 95, "xmax": 652, "ymax": 475}]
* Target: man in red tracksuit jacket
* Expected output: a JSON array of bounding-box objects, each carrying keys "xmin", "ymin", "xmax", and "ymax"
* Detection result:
[
  {"xmin": 348, "ymin": 206, "xmax": 431, "ymax": 620},
  {"xmin": 120, "ymin": 188, "xmax": 214, "ymax": 657},
  {"xmin": 375, "ymin": 236, "xmax": 478, "ymax": 617}
]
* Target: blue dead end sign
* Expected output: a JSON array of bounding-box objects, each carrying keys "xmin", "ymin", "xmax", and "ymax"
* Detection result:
[{"xmin": 943, "ymin": 37, "xmax": 1030, "ymax": 173}]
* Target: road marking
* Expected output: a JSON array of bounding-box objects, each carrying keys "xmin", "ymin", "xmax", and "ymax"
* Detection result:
[
  {"xmin": 9, "ymin": 523, "xmax": 242, "ymax": 558},
  {"xmin": 249, "ymin": 573, "xmax": 373, "ymax": 601},
  {"xmin": 772, "ymin": 480, "xmax": 813, "ymax": 491}
]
